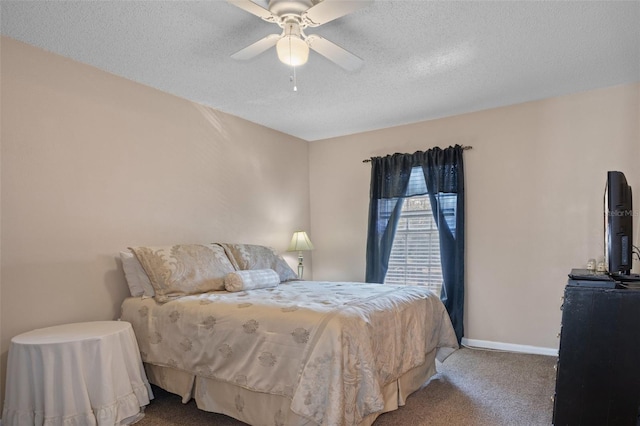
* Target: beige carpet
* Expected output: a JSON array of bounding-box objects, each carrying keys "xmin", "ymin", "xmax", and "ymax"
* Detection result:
[{"xmin": 136, "ymin": 347, "xmax": 557, "ymax": 426}]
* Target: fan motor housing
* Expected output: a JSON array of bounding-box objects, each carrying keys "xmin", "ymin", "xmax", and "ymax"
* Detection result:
[{"xmin": 269, "ymin": 0, "xmax": 315, "ymax": 17}]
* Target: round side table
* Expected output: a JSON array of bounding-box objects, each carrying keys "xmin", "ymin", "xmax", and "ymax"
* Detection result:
[{"xmin": 2, "ymin": 321, "xmax": 153, "ymax": 426}]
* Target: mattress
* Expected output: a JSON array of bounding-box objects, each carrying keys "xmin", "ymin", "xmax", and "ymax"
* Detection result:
[{"xmin": 120, "ymin": 280, "xmax": 458, "ymax": 425}]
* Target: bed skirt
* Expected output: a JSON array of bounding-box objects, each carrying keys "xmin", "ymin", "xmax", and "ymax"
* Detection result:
[{"xmin": 144, "ymin": 347, "xmax": 439, "ymax": 426}]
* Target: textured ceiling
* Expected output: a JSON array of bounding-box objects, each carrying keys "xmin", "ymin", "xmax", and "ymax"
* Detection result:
[{"xmin": 2, "ymin": 0, "xmax": 639, "ymax": 141}]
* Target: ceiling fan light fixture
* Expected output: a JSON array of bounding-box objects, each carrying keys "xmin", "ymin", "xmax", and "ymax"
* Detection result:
[
  {"xmin": 228, "ymin": 0, "xmax": 371, "ymax": 71},
  {"xmin": 276, "ymin": 35, "xmax": 309, "ymax": 66}
]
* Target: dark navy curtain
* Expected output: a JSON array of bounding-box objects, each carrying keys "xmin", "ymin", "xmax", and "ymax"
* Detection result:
[
  {"xmin": 365, "ymin": 145, "xmax": 465, "ymax": 343},
  {"xmin": 365, "ymin": 154, "xmax": 413, "ymax": 284}
]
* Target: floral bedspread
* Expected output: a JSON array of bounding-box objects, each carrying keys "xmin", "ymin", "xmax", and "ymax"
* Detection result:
[{"xmin": 120, "ymin": 281, "xmax": 458, "ymax": 425}]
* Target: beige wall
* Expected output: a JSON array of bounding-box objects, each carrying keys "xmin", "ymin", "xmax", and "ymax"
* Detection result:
[
  {"xmin": 0, "ymin": 37, "xmax": 310, "ymax": 403},
  {"xmin": 1, "ymin": 34, "xmax": 639, "ymax": 408},
  {"xmin": 309, "ymin": 83, "xmax": 640, "ymax": 350}
]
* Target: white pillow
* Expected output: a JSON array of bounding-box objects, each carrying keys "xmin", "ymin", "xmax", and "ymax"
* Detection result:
[
  {"xmin": 120, "ymin": 251, "xmax": 155, "ymax": 297},
  {"xmin": 224, "ymin": 269, "xmax": 280, "ymax": 292},
  {"xmin": 129, "ymin": 244, "xmax": 235, "ymax": 303},
  {"xmin": 219, "ymin": 243, "xmax": 298, "ymax": 282}
]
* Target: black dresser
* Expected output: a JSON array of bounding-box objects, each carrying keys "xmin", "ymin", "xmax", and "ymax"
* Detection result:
[{"xmin": 553, "ymin": 277, "xmax": 640, "ymax": 425}]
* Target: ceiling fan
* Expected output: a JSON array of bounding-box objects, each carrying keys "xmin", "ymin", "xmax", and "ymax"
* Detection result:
[{"xmin": 227, "ymin": 0, "xmax": 372, "ymax": 71}]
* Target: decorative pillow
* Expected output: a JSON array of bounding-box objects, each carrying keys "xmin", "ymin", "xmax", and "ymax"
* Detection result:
[
  {"xmin": 219, "ymin": 243, "xmax": 298, "ymax": 282},
  {"xmin": 120, "ymin": 251, "xmax": 155, "ymax": 297},
  {"xmin": 129, "ymin": 243, "xmax": 235, "ymax": 303},
  {"xmin": 224, "ymin": 269, "xmax": 280, "ymax": 292}
]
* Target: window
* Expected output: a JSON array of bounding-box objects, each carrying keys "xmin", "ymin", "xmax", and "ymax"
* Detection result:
[{"xmin": 383, "ymin": 168, "xmax": 456, "ymax": 296}]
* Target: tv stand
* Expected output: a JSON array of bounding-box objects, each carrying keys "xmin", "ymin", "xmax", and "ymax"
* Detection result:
[
  {"xmin": 552, "ymin": 278, "xmax": 640, "ymax": 425},
  {"xmin": 610, "ymin": 272, "xmax": 640, "ymax": 283}
]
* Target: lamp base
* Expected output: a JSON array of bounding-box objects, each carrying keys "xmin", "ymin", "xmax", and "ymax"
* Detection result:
[{"xmin": 297, "ymin": 252, "xmax": 304, "ymax": 280}]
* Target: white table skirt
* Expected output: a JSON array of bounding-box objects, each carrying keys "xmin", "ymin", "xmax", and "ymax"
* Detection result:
[{"xmin": 2, "ymin": 321, "xmax": 153, "ymax": 426}]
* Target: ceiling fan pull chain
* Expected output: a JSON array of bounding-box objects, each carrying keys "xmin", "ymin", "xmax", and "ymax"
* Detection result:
[
  {"xmin": 287, "ymin": 32, "xmax": 298, "ymax": 92},
  {"xmin": 293, "ymin": 65, "xmax": 298, "ymax": 92}
]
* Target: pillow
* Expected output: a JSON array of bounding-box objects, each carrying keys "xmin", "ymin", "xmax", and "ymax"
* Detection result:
[
  {"xmin": 129, "ymin": 243, "xmax": 236, "ymax": 303},
  {"xmin": 224, "ymin": 269, "xmax": 280, "ymax": 292},
  {"xmin": 219, "ymin": 243, "xmax": 298, "ymax": 282},
  {"xmin": 120, "ymin": 251, "xmax": 155, "ymax": 297}
]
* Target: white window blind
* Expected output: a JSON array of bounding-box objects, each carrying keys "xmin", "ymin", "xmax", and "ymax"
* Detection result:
[{"xmin": 383, "ymin": 168, "xmax": 456, "ymax": 296}]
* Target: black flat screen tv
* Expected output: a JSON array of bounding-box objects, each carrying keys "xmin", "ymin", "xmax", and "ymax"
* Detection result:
[{"xmin": 605, "ymin": 171, "xmax": 633, "ymax": 276}]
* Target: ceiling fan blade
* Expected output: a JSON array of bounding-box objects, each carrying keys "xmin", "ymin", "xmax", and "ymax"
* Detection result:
[
  {"xmin": 306, "ymin": 34, "xmax": 363, "ymax": 71},
  {"xmin": 231, "ymin": 34, "xmax": 281, "ymax": 60},
  {"xmin": 302, "ymin": 0, "xmax": 372, "ymax": 26},
  {"xmin": 227, "ymin": 0, "xmax": 276, "ymax": 22}
]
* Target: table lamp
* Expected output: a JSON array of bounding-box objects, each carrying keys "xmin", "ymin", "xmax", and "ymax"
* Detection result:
[{"xmin": 287, "ymin": 231, "xmax": 314, "ymax": 279}]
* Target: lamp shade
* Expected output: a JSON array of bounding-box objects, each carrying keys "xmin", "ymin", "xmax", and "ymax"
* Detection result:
[
  {"xmin": 287, "ymin": 231, "xmax": 314, "ymax": 252},
  {"xmin": 276, "ymin": 35, "xmax": 309, "ymax": 67}
]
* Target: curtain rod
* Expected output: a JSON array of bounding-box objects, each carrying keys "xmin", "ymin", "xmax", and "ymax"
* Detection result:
[{"xmin": 362, "ymin": 145, "xmax": 473, "ymax": 163}]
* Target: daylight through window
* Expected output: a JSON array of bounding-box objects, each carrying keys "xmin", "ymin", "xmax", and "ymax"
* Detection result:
[{"xmin": 383, "ymin": 168, "xmax": 456, "ymax": 296}]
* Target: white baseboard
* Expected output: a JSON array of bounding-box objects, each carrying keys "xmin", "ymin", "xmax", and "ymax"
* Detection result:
[{"xmin": 461, "ymin": 338, "xmax": 558, "ymax": 357}]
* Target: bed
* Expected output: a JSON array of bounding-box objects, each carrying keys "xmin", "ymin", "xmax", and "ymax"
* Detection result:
[{"xmin": 119, "ymin": 243, "xmax": 458, "ymax": 426}]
